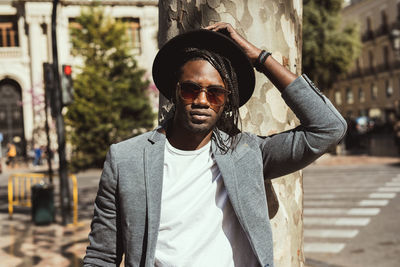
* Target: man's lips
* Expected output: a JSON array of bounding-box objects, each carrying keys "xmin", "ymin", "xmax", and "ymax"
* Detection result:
[{"xmin": 190, "ymin": 111, "xmax": 211, "ymax": 121}]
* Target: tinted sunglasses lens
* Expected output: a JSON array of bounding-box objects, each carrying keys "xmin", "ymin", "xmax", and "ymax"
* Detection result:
[
  {"xmin": 207, "ymin": 87, "xmax": 227, "ymax": 105},
  {"xmin": 179, "ymin": 83, "xmax": 200, "ymax": 101}
]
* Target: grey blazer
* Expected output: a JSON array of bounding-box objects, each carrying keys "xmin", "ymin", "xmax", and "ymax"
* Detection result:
[{"xmin": 83, "ymin": 75, "xmax": 347, "ymax": 267}]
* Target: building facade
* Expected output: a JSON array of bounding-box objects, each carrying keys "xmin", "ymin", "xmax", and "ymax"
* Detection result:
[
  {"xmin": 0, "ymin": 0, "xmax": 159, "ymax": 156},
  {"xmin": 328, "ymin": 0, "xmax": 400, "ymax": 126}
]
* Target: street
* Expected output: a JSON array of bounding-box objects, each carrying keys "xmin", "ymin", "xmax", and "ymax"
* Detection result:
[
  {"xmin": 0, "ymin": 156, "xmax": 399, "ymax": 266},
  {"xmin": 303, "ymin": 157, "xmax": 400, "ymax": 267}
]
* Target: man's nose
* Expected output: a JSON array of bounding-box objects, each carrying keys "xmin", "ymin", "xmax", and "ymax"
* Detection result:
[{"xmin": 193, "ymin": 90, "xmax": 209, "ymax": 107}]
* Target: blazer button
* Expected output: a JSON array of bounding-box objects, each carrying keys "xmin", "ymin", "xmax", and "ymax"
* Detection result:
[{"xmin": 264, "ymin": 264, "xmax": 270, "ymax": 267}]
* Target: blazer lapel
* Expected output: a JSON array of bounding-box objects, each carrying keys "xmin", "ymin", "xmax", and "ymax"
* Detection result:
[
  {"xmin": 212, "ymin": 142, "xmax": 243, "ymax": 222},
  {"xmin": 144, "ymin": 131, "xmax": 165, "ymax": 265},
  {"xmin": 212, "ymin": 139, "xmax": 264, "ymax": 265}
]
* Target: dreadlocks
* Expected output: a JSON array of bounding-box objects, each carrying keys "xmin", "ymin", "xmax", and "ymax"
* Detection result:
[{"xmin": 173, "ymin": 47, "xmax": 242, "ymax": 153}]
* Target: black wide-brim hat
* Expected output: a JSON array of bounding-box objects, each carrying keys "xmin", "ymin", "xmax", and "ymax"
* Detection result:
[{"xmin": 152, "ymin": 29, "xmax": 255, "ymax": 107}]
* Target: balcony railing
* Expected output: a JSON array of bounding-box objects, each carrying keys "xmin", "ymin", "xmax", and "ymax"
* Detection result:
[
  {"xmin": 362, "ymin": 21, "xmax": 400, "ymax": 43},
  {"xmin": 0, "ymin": 47, "xmax": 22, "ymax": 58}
]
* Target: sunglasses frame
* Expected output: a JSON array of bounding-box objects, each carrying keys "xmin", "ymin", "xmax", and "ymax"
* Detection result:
[{"xmin": 177, "ymin": 81, "xmax": 231, "ymax": 107}]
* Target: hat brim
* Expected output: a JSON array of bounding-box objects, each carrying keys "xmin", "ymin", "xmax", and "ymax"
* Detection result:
[{"xmin": 152, "ymin": 29, "xmax": 255, "ymax": 107}]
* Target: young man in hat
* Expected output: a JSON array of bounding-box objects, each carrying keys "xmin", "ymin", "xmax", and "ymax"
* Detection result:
[{"xmin": 84, "ymin": 23, "xmax": 347, "ymax": 267}]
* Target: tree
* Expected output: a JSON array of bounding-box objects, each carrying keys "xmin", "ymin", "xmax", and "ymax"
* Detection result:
[
  {"xmin": 66, "ymin": 7, "xmax": 155, "ymax": 170},
  {"xmin": 159, "ymin": 1, "xmax": 304, "ymax": 265},
  {"xmin": 303, "ymin": 0, "xmax": 361, "ymax": 90}
]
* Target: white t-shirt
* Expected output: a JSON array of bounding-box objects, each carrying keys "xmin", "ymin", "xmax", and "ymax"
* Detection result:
[{"xmin": 154, "ymin": 140, "xmax": 259, "ymax": 267}]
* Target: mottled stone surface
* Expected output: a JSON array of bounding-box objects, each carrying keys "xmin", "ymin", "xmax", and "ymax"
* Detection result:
[{"xmin": 158, "ymin": 1, "xmax": 304, "ymax": 266}]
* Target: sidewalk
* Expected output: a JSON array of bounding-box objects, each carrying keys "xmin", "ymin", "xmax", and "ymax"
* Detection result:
[
  {"xmin": 0, "ymin": 165, "xmax": 100, "ymax": 267},
  {"xmin": 0, "ymin": 154, "xmax": 399, "ymax": 266},
  {"xmin": 312, "ymin": 153, "xmax": 400, "ymax": 166}
]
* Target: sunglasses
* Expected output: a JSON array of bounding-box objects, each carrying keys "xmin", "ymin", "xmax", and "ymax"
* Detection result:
[{"xmin": 177, "ymin": 81, "xmax": 231, "ymax": 107}]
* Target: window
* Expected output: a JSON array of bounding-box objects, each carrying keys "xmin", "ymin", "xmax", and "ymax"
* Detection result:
[
  {"xmin": 366, "ymin": 17, "xmax": 373, "ymax": 39},
  {"xmin": 346, "ymin": 88, "xmax": 354, "ymax": 104},
  {"xmin": 358, "ymin": 87, "xmax": 365, "ymax": 103},
  {"xmin": 385, "ymin": 80, "xmax": 393, "ymax": 97},
  {"xmin": 371, "ymin": 83, "xmax": 378, "ymax": 100},
  {"xmin": 383, "ymin": 46, "xmax": 389, "ymax": 69},
  {"xmin": 398, "ymin": 3, "xmax": 400, "ymax": 21},
  {"xmin": 367, "ymin": 17, "xmax": 372, "ymax": 32},
  {"xmin": 122, "ymin": 18, "xmax": 141, "ymax": 54},
  {"xmin": 335, "ymin": 91, "xmax": 342, "ymax": 105},
  {"xmin": 381, "ymin": 10, "xmax": 388, "ymax": 33},
  {"xmin": 0, "ymin": 16, "xmax": 19, "ymax": 47},
  {"xmin": 356, "ymin": 58, "xmax": 360, "ymax": 73},
  {"xmin": 369, "ymin": 51, "xmax": 374, "ymax": 71}
]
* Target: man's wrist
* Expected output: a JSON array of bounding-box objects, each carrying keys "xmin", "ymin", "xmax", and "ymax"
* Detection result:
[{"xmin": 254, "ymin": 50, "xmax": 272, "ymax": 72}]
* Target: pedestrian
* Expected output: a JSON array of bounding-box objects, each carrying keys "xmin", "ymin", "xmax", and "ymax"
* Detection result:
[
  {"xmin": 6, "ymin": 142, "xmax": 17, "ymax": 168},
  {"xmin": 84, "ymin": 23, "xmax": 347, "ymax": 267},
  {"xmin": 33, "ymin": 146, "xmax": 42, "ymax": 166}
]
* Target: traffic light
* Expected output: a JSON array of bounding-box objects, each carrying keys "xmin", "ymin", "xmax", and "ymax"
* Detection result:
[
  {"xmin": 43, "ymin": 63, "xmax": 57, "ymax": 117},
  {"xmin": 61, "ymin": 64, "xmax": 74, "ymax": 106}
]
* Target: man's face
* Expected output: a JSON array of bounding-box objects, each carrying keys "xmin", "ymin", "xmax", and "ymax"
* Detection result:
[{"xmin": 173, "ymin": 60, "xmax": 227, "ymax": 134}]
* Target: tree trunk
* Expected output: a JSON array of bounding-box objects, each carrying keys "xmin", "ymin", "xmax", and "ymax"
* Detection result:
[{"xmin": 158, "ymin": 1, "xmax": 304, "ymax": 266}]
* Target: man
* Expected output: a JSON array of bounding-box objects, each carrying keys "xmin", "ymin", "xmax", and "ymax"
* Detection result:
[{"xmin": 84, "ymin": 23, "xmax": 347, "ymax": 267}]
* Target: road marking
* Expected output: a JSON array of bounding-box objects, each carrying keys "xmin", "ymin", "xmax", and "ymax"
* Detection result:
[
  {"xmin": 368, "ymin": 193, "xmax": 396, "ymax": 199},
  {"xmin": 305, "ymin": 184, "xmax": 384, "ymax": 188},
  {"xmin": 305, "ymin": 199, "xmax": 389, "ymax": 207},
  {"xmin": 306, "ymin": 188, "xmax": 376, "ymax": 193},
  {"xmin": 358, "ymin": 200, "xmax": 389, "ymax": 206},
  {"xmin": 304, "ymin": 229, "xmax": 359, "ymax": 238},
  {"xmin": 305, "ymin": 194, "xmax": 337, "ymax": 199},
  {"xmin": 304, "ymin": 208, "xmax": 380, "ymax": 216},
  {"xmin": 304, "ymin": 217, "xmax": 370, "ymax": 226},
  {"xmin": 385, "ymin": 182, "xmax": 400, "ymax": 186},
  {"xmin": 348, "ymin": 208, "xmax": 380, "ymax": 215},
  {"xmin": 304, "ymin": 200, "xmax": 356, "ymax": 206},
  {"xmin": 378, "ymin": 187, "xmax": 400, "ymax": 192},
  {"xmin": 304, "ymin": 243, "xmax": 345, "ymax": 253}
]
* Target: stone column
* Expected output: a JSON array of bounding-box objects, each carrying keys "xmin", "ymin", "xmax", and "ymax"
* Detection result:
[
  {"xmin": 158, "ymin": 1, "xmax": 303, "ymax": 266},
  {"xmin": 18, "ymin": 14, "xmax": 34, "ymax": 145},
  {"xmin": 26, "ymin": 15, "xmax": 44, "ymax": 145}
]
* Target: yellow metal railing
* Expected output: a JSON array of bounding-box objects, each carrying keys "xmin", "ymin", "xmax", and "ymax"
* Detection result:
[{"xmin": 8, "ymin": 173, "xmax": 80, "ymax": 226}]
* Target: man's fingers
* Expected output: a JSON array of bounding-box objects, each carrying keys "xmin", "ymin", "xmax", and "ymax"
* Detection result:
[{"xmin": 204, "ymin": 22, "xmax": 232, "ymax": 32}]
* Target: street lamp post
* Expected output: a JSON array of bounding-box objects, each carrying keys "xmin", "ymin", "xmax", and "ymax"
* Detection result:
[{"xmin": 51, "ymin": 0, "xmax": 72, "ymax": 225}]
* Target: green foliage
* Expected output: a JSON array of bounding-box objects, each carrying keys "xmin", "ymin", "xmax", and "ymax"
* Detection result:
[
  {"xmin": 66, "ymin": 7, "xmax": 155, "ymax": 170},
  {"xmin": 303, "ymin": 0, "xmax": 361, "ymax": 90}
]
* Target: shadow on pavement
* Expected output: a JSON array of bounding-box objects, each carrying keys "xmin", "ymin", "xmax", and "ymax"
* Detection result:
[{"xmin": 0, "ymin": 174, "xmax": 100, "ymax": 267}]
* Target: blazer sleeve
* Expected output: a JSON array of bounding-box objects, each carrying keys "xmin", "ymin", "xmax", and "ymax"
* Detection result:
[
  {"xmin": 83, "ymin": 145, "xmax": 123, "ymax": 266},
  {"xmin": 258, "ymin": 74, "xmax": 347, "ymax": 179}
]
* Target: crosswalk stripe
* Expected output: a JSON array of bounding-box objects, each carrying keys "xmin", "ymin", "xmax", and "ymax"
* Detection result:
[
  {"xmin": 304, "ymin": 217, "xmax": 370, "ymax": 226},
  {"xmin": 304, "ymin": 200, "xmax": 355, "ymax": 206},
  {"xmin": 304, "ymin": 229, "xmax": 359, "ymax": 238},
  {"xmin": 348, "ymin": 208, "xmax": 380, "ymax": 215},
  {"xmin": 385, "ymin": 182, "xmax": 400, "ymax": 186},
  {"xmin": 304, "ymin": 243, "xmax": 345, "ymax": 253},
  {"xmin": 305, "ymin": 188, "xmax": 376, "ymax": 193},
  {"xmin": 304, "ymin": 208, "xmax": 380, "ymax": 215},
  {"xmin": 304, "ymin": 184, "xmax": 385, "ymax": 188},
  {"xmin": 378, "ymin": 187, "xmax": 400, "ymax": 192},
  {"xmin": 358, "ymin": 200, "xmax": 389, "ymax": 206},
  {"xmin": 304, "ymin": 199, "xmax": 388, "ymax": 207},
  {"xmin": 305, "ymin": 194, "xmax": 338, "ymax": 199},
  {"xmin": 368, "ymin": 193, "xmax": 396, "ymax": 199}
]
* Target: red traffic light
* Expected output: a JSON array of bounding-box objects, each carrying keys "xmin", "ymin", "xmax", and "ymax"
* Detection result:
[{"xmin": 63, "ymin": 65, "xmax": 72, "ymax": 76}]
